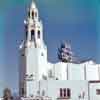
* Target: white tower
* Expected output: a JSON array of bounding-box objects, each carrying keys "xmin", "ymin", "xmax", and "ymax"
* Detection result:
[{"xmin": 19, "ymin": 0, "xmax": 48, "ymax": 97}]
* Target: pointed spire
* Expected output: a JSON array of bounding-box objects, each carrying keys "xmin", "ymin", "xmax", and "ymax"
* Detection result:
[{"xmin": 30, "ymin": 0, "xmax": 36, "ymax": 9}]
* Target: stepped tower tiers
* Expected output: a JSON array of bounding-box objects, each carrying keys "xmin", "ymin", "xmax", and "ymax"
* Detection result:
[
  {"xmin": 24, "ymin": 0, "xmax": 43, "ymax": 47},
  {"xmin": 19, "ymin": 0, "xmax": 48, "ymax": 97}
]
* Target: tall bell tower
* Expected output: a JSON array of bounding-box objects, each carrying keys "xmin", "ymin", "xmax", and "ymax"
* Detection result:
[
  {"xmin": 25, "ymin": 0, "xmax": 43, "ymax": 48},
  {"xmin": 19, "ymin": 0, "xmax": 48, "ymax": 97}
]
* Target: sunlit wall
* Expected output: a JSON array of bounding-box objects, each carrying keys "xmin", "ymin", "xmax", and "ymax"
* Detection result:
[{"xmin": 0, "ymin": 0, "xmax": 99, "ymax": 96}]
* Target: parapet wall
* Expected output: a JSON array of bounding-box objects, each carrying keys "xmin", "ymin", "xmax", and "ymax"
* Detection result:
[{"xmin": 53, "ymin": 61, "xmax": 100, "ymax": 80}]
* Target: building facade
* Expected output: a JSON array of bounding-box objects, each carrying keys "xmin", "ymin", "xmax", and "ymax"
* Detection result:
[{"xmin": 19, "ymin": 0, "xmax": 100, "ymax": 100}]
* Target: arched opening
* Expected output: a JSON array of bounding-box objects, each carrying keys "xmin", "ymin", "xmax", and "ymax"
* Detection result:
[
  {"xmin": 35, "ymin": 12, "xmax": 37, "ymax": 17},
  {"xmin": 32, "ymin": 11, "xmax": 34, "ymax": 19},
  {"xmin": 25, "ymin": 25, "xmax": 28, "ymax": 40},
  {"xmin": 26, "ymin": 30, "xmax": 28, "ymax": 40},
  {"xmin": 38, "ymin": 30, "xmax": 40, "ymax": 38},
  {"xmin": 64, "ymin": 88, "xmax": 66, "ymax": 97},
  {"xmin": 31, "ymin": 30, "xmax": 35, "ymax": 41},
  {"xmin": 67, "ymin": 88, "xmax": 71, "ymax": 98},
  {"xmin": 28, "ymin": 11, "xmax": 30, "ymax": 18},
  {"xmin": 59, "ymin": 88, "xmax": 71, "ymax": 99}
]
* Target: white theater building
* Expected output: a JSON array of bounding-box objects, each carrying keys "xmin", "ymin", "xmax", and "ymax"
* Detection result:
[{"xmin": 19, "ymin": 0, "xmax": 100, "ymax": 100}]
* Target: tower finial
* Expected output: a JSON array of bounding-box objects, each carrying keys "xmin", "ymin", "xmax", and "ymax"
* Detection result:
[{"xmin": 31, "ymin": 0, "xmax": 36, "ymax": 9}]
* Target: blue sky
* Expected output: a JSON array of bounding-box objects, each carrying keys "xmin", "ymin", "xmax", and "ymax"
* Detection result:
[{"xmin": 0, "ymin": 0, "xmax": 99, "ymax": 95}]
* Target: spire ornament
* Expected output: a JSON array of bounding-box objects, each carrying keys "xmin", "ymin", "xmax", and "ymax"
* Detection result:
[{"xmin": 31, "ymin": 0, "xmax": 36, "ymax": 9}]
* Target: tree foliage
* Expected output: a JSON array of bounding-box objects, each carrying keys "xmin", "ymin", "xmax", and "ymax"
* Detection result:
[{"xmin": 3, "ymin": 88, "xmax": 13, "ymax": 100}]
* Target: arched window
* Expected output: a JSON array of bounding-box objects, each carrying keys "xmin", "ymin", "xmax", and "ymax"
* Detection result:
[
  {"xmin": 21, "ymin": 88, "xmax": 25, "ymax": 96},
  {"xmin": 35, "ymin": 12, "xmax": 37, "ymax": 17},
  {"xmin": 59, "ymin": 88, "xmax": 71, "ymax": 98},
  {"xmin": 67, "ymin": 88, "xmax": 71, "ymax": 98},
  {"xmin": 25, "ymin": 25, "xmax": 28, "ymax": 40},
  {"xmin": 28, "ymin": 11, "xmax": 30, "ymax": 18},
  {"xmin": 63, "ymin": 88, "xmax": 66, "ymax": 97},
  {"xmin": 38, "ymin": 30, "xmax": 40, "ymax": 38},
  {"xmin": 31, "ymin": 30, "xmax": 34, "ymax": 40},
  {"xmin": 26, "ymin": 31, "xmax": 28, "ymax": 40},
  {"xmin": 32, "ymin": 11, "xmax": 34, "ymax": 19},
  {"xmin": 60, "ymin": 88, "xmax": 63, "ymax": 97}
]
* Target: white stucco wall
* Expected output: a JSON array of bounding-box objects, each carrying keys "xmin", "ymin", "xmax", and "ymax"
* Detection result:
[
  {"xmin": 89, "ymin": 82, "xmax": 100, "ymax": 100},
  {"xmin": 26, "ymin": 47, "xmax": 38, "ymax": 79},
  {"xmin": 39, "ymin": 80, "xmax": 88, "ymax": 100},
  {"xmin": 54, "ymin": 62, "xmax": 67, "ymax": 80},
  {"xmin": 68, "ymin": 63, "xmax": 85, "ymax": 80},
  {"xmin": 26, "ymin": 81, "xmax": 39, "ymax": 97},
  {"xmin": 86, "ymin": 64, "xmax": 99, "ymax": 80},
  {"xmin": 53, "ymin": 61, "xmax": 100, "ymax": 81},
  {"xmin": 37, "ymin": 47, "xmax": 48, "ymax": 79},
  {"xmin": 26, "ymin": 45, "xmax": 47, "ymax": 80}
]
